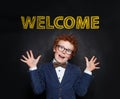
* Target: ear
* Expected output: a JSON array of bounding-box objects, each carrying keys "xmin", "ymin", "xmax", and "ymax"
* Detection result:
[{"xmin": 53, "ymin": 47, "xmax": 56, "ymax": 52}]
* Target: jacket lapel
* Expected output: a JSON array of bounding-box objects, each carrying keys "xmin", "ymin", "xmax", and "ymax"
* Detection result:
[
  {"xmin": 48, "ymin": 62, "xmax": 60, "ymax": 85},
  {"xmin": 60, "ymin": 63, "xmax": 71, "ymax": 86}
]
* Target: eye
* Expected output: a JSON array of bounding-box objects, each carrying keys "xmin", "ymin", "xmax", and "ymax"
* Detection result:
[
  {"xmin": 57, "ymin": 45, "xmax": 64, "ymax": 51},
  {"xmin": 59, "ymin": 45, "xmax": 64, "ymax": 50},
  {"xmin": 66, "ymin": 49, "xmax": 72, "ymax": 54},
  {"xmin": 67, "ymin": 49, "xmax": 72, "ymax": 52}
]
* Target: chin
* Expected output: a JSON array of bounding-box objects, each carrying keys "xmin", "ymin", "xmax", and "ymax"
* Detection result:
[
  {"xmin": 59, "ymin": 59, "xmax": 68, "ymax": 63},
  {"xmin": 56, "ymin": 59, "xmax": 66, "ymax": 63}
]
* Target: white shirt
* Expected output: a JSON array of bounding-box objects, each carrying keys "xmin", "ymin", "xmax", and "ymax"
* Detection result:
[
  {"xmin": 52, "ymin": 59, "xmax": 66, "ymax": 83},
  {"xmin": 55, "ymin": 66, "xmax": 65, "ymax": 83}
]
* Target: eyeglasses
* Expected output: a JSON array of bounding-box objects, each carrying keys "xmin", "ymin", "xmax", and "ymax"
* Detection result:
[{"xmin": 56, "ymin": 45, "xmax": 73, "ymax": 55}]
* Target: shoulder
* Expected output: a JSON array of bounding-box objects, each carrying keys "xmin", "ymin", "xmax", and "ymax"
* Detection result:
[
  {"xmin": 37, "ymin": 61, "xmax": 53, "ymax": 70},
  {"xmin": 68, "ymin": 62, "xmax": 82, "ymax": 72}
]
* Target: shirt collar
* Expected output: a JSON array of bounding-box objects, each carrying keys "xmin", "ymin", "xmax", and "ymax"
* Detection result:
[{"xmin": 53, "ymin": 58, "xmax": 68, "ymax": 64}]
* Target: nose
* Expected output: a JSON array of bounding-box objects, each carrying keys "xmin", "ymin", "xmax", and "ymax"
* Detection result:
[{"xmin": 62, "ymin": 49, "xmax": 66, "ymax": 54}]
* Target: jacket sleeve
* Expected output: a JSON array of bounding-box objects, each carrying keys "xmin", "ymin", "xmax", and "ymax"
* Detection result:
[
  {"xmin": 73, "ymin": 68, "xmax": 93, "ymax": 96},
  {"xmin": 29, "ymin": 66, "xmax": 45, "ymax": 94}
]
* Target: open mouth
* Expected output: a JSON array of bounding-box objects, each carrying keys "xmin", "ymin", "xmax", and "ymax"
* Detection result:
[{"xmin": 59, "ymin": 54, "xmax": 65, "ymax": 59}]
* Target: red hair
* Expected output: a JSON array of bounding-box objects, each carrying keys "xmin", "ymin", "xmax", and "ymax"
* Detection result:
[{"xmin": 53, "ymin": 34, "xmax": 78, "ymax": 56}]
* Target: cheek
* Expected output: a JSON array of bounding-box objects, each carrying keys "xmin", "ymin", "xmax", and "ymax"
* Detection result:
[
  {"xmin": 68, "ymin": 54, "xmax": 73, "ymax": 59},
  {"xmin": 65, "ymin": 55, "xmax": 72, "ymax": 60}
]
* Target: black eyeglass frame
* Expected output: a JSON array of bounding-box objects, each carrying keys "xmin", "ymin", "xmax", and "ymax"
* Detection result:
[{"xmin": 56, "ymin": 45, "xmax": 73, "ymax": 55}]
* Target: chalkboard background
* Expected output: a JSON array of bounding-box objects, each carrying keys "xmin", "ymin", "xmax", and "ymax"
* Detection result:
[{"xmin": 0, "ymin": 0, "xmax": 119, "ymax": 99}]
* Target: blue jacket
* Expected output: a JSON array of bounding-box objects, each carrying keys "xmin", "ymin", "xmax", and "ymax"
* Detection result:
[{"xmin": 29, "ymin": 61, "xmax": 93, "ymax": 99}]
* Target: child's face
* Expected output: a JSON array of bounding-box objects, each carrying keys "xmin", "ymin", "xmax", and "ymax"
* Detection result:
[{"xmin": 53, "ymin": 40, "xmax": 74, "ymax": 63}]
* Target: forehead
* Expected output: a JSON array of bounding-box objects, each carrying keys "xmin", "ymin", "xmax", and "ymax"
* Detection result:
[{"xmin": 57, "ymin": 40, "xmax": 74, "ymax": 50}]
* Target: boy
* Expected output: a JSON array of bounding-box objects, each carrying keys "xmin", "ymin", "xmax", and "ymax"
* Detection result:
[{"xmin": 20, "ymin": 34, "xmax": 100, "ymax": 99}]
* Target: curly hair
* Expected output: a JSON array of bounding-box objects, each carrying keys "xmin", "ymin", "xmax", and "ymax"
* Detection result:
[{"xmin": 53, "ymin": 34, "xmax": 78, "ymax": 56}]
